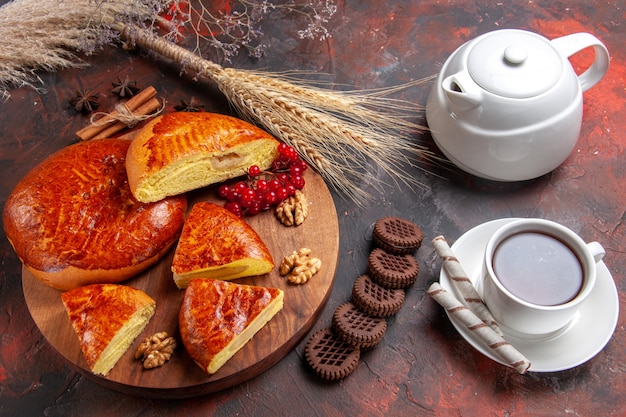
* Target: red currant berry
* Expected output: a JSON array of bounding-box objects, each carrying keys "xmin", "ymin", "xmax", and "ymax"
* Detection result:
[
  {"xmin": 227, "ymin": 189, "xmax": 239, "ymax": 202},
  {"xmin": 278, "ymin": 142, "xmax": 289, "ymax": 155},
  {"xmin": 253, "ymin": 188, "xmax": 265, "ymax": 202},
  {"xmin": 264, "ymin": 190, "xmax": 278, "ymax": 205},
  {"xmin": 289, "ymin": 165, "xmax": 302, "ymax": 176},
  {"xmin": 218, "ymin": 184, "xmax": 231, "ymax": 199},
  {"xmin": 248, "ymin": 165, "xmax": 261, "ymax": 177},
  {"xmin": 247, "ymin": 201, "xmax": 261, "ymax": 215},
  {"xmin": 295, "ymin": 159, "xmax": 308, "ymax": 171},
  {"xmin": 240, "ymin": 188, "xmax": 256, "ymax": 206},
  {"xmin": 224, "ymin": 201, "xmax": 242, "ymax": 217},
  {"xmin": 233, "ymin": 181, "xmax": 247, "ymax": 193},
  {"xmin": 277, "ymin": 187, "xmax": 289, "ymax": 201},
  {"xmin": 255, "ymin": 179, "xmax": 268, "ymax": 192},
  {"xmin": 244, "ymin": 187, "xmax": 256, "ymax": 198},
  {"xmin": 269, "ymin": 179, "xmax": 282, "ymax": 190},
  {"xmin": 276, "ymin": 173, "xmax": 290, "ymax": 184},
  {"xmin": 292, "ymin": 175, "xmax": 305, "ymax": 189}
]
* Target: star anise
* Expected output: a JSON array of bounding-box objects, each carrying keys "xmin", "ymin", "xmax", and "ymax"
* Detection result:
[
  {"xmin": 111, "ymin": 76, "xmax": 140, "ymax": 98},
  {"xmin": 69, "ymin": 89, "xmax": 100, "ymax": 113},
  {"xmin": 174, "ymin": 97, "xmax": 205, "ymax": 112}
]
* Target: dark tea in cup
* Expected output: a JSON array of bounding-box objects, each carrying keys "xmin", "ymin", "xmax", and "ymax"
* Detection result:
[
  {"xmin": 482, "ymin": 218, "xmax": 604, "ymax": 335},
  {"xmin": 492, "ymin": 231, "xmax": 583, "ymax": 306}
]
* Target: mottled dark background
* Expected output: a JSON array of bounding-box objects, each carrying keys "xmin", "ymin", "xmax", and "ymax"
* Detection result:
[{"xmin": 1, "ymin": 1, "xmax": 624, "ymax": 416}]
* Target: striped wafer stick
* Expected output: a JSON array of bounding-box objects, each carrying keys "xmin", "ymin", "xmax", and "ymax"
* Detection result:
[
  {"xmin": 428, "ymin": 282, "xmax": 531, "ymax": 374},
  {"xmin": 432, "ymin": 235, "xmax": 503, "ymax": 336}
]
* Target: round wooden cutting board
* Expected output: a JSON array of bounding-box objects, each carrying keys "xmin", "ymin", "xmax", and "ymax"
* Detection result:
[{"xmin": 22, "ymin": 168, "xmax": 339, "ymax": 398}]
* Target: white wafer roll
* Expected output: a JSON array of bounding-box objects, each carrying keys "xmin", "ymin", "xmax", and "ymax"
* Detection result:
[
  {"xmin": 432, "ymin": 235, "xmax": 504, "ymax": 336},
  {"xmin": 428, "ymin": 282, "xmax": 531, "ymax": 374}
]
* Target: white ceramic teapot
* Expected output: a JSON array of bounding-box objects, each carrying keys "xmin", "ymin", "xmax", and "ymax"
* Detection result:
[{"xmin": 425, "ymin": 29, "xmax": 609, "ymax": 181}]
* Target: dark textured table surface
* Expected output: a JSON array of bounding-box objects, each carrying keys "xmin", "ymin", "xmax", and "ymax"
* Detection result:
[{"xmin": 1, "ymin": 1, "xmax": 625, "ymax": 416}]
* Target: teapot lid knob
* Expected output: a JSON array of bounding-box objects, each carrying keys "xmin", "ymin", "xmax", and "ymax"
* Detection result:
[{"xmin": 504, "ymin": 45, "xmax": 528, "ymax": 65}]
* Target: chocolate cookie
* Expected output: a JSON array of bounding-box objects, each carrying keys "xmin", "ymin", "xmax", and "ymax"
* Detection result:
[
  {"xmin": 304, "ymin": 327, "xmax": 360, "ymax": 381},
  {"xmin": 373, "ymin": 216, "xmax": 423, "ymax": 255},
  {"xmin": 368, "ymin": 248, "xmax": 419, "ymax": 289},
  {"xmin": 352, "ymin": 274, "xmax": 405, "ymax": 317},
  {"xmin": 332, "ymin": 302, "xmax": 387, "ymax": 349}
]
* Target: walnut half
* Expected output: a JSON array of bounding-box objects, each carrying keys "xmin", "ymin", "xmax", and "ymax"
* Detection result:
[
  {"xmin": 275, "ymin": 190, "xmax": 309, "ymax": 226},
  {"xmin": 279, "ymin": 247, "xmax": 321, "ymax": 284},
  {"xmin": 135, "ymin": 331, "xmax": 177, "ymax": 369}
]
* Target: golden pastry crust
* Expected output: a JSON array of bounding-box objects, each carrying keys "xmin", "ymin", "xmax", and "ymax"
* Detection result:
[
  {"xmin": 125, "ymin": 112, "xmax": 280, "ymax": 203},
  {"xmin": 2, "ymin": 139, "xmax": 187, "ymax": 290},
  {"xmin": 171, "ymin": 202, "xmax": 274, "ymax": 288},
  {"xmin": 179, "ymin": 278, "xmax": 284, "ymax": 375},
  {"xmin": 61, "ymin": 284, "xmax": 156, "ymax": 376}
]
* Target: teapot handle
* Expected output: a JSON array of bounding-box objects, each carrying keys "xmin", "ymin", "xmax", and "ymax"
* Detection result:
[{"xmin": 551, "ymin": 32, "xmax": 610, "ymax": 92}]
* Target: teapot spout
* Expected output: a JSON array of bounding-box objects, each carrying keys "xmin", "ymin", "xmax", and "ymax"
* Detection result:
[{"xmin": 442, "ymin": 72, "xmax": 483, "ymax": 112}]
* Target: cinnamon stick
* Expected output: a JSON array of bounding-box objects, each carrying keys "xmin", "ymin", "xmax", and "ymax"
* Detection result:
[
  {"xmin": 428, "ymin": 282, "xmax": 531, "ymax": 374},
  {"xmin": 76, "ymin": 86, "xmax": 158, "ymax": 141},
  {"xmin": 432, "ymin": 235, "xmax": 503, "ymax": 336},
  {"xmin": 89, "ymin": 97, "xmax": 162, "ymax": 140}
]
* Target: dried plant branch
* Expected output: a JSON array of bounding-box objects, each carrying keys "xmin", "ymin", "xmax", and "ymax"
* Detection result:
[
  {"xmin": 117, "ymin": 22, "xmax": 434, "ymax": 203},
  {"xmin": 0, "ymin": 0, "xmax": 436, "ymax": 204},
  {"xmin": 0, "ymin": 0, "xmax": 336, "ymax": 97},
  {"xmin": 144, "ymin": 0, "xmax": 337, "ymax": 62},
  {"xmin": 0, "ymin": 0, "xmax": 169, "ymax": 100}
]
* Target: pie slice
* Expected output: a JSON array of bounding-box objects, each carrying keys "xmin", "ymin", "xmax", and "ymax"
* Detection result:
[
  {"xmin": 179, "ymin": 278, "xmax": 284, "ymax": 375},
  {"xmin": 61, "ymin": 284, "xmax": 156, "ymax": 376},
  {"xmin": 171, "ymin": 202, "xmax": 274, "ymax": 289},
  {"xmin": 125, "ymin": 112, "xmax": 280, "ymax": 203}
]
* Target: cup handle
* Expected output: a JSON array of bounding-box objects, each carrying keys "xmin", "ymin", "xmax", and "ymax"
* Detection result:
[
  {"xmin": 550, "ymin": 32, "xmax": 610, "ymax": 92},
  {"xmin": 587, "ymin": 241, "xmax": 605, "ymax": 263}
]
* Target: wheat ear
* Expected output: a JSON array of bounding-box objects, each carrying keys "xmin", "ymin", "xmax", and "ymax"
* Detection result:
[{"xmin": 115, "ymin": 22, "xmax": 434, "ymax": 203}]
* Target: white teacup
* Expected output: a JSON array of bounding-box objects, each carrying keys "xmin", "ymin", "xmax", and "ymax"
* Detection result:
[{"xmin": 482, "ymin": 218, "xmax": 605, "ymax": 335}]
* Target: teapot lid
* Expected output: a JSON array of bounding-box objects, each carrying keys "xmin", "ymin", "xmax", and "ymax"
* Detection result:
[{"xmin": 467, "ymin": 30, "xmax": 563, "ymax": 98}]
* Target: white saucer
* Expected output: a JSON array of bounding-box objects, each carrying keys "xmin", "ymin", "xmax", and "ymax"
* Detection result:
[{"xmin": 439, "ymin": 218, "xmax": 619, "ymax": 372}]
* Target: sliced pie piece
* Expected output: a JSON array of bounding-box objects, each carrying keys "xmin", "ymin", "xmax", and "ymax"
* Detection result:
[
  {"xmin": 179, "ymin": 278, "xmax": 284, "ymax": 375},
  {"xmin": 125, "ymin": 112, "xmax": 280, "ymax": 203},
  {"xmin": 171, "ymin": 202, "xmax": 274, "ymax": 289},
  {"xmin": 61, "ymin": 284, "xmax": 156, "ymax": 376}
]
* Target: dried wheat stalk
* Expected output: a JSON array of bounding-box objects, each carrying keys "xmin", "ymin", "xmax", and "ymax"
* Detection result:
[
  {"xmin": 0, "ymin": 0, "xmax": 436, "ymax": 204},
  {"xmin": 117, "ymin": 22, "xmax": 434, "ymax": 202}
]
